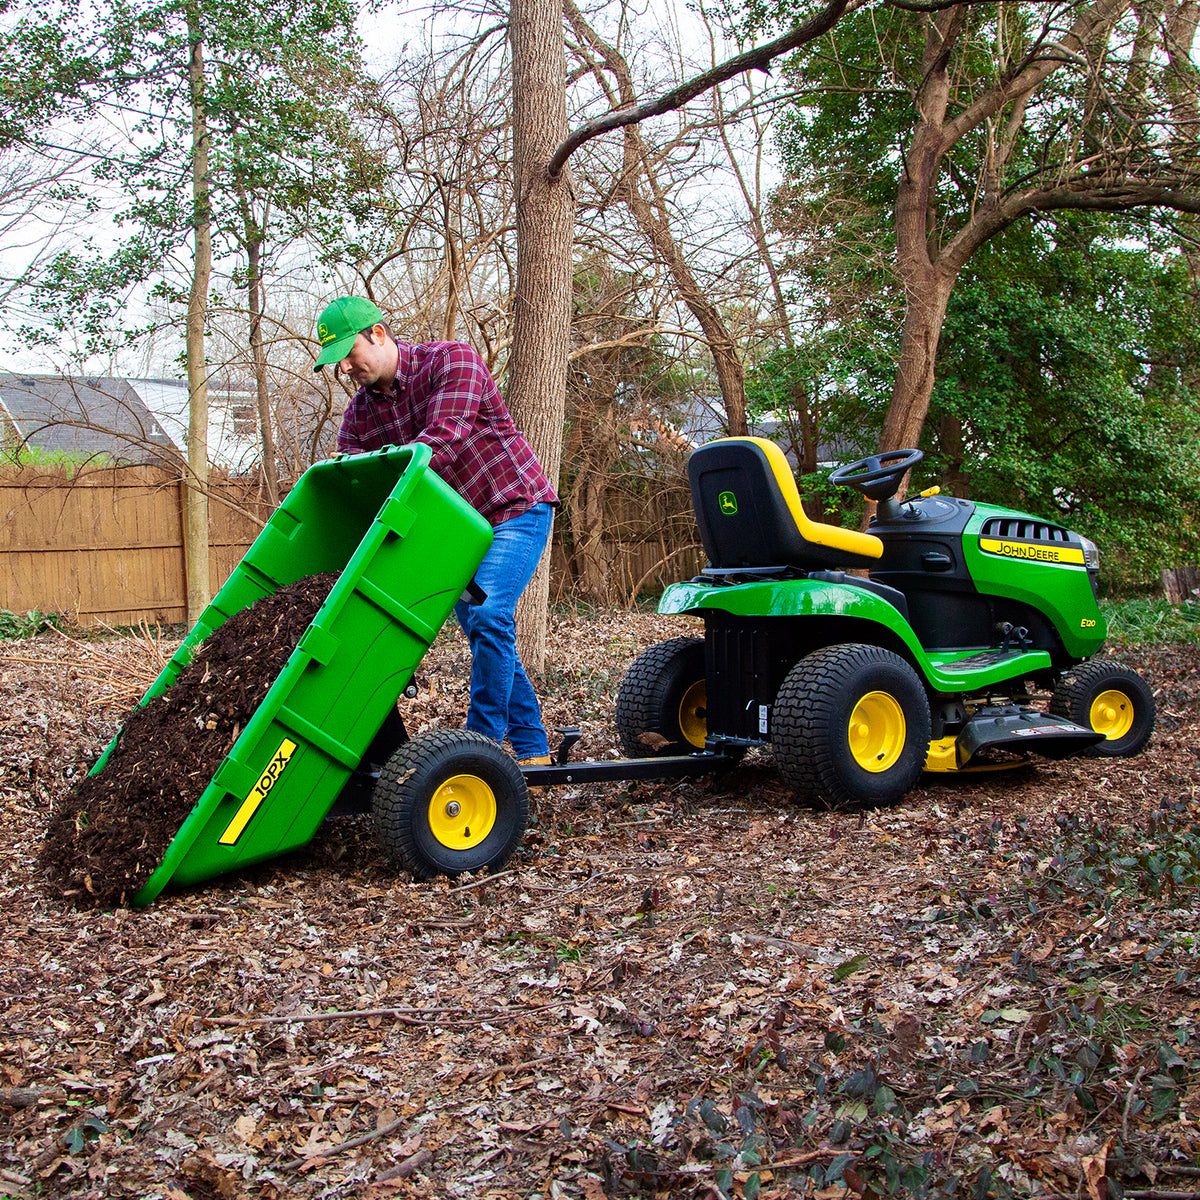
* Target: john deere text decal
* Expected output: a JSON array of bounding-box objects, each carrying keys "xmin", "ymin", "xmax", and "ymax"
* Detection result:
[{"xmin": 979, "ymin": 538, "xmax": 1085, "ymax": 566}]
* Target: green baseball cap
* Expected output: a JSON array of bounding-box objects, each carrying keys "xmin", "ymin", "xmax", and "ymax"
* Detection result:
[{"xmin": 313, "ymin": 296, "xmax": 387, "ymax": 370}]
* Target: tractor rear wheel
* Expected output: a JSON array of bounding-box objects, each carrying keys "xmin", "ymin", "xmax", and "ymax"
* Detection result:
[
  {"xmin": 1049, "ymin": 660, "xmax": 1155, "ymax": 757},
  {"xmin": 372, "ymin": 730, "xmax": 528, "ymax": 878},
  {"xmin": 773, "ymin": 644, "xmax": 931, "ymax": 807},
  {"xmin": 615, "ymin": 637, "xmax": 708, "ymax": 757}
]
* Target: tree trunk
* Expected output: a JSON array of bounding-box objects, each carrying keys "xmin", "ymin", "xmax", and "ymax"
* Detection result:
[
  {"xmin": 565, "ymin": 396, "xmax": 617, "ymax": 603},
  {"xmin": 507, "ymin": 0, "xmax": 574, "ymax": 672},
  {"xmin": 568, "ymin": 469, "xmax": 614, "ymax": 603},
  {"xmin": 563, "ymin": 0, "xmax": 749, "ymax": 435},
  {"xmin": 879, "ymin": 260, "xmax": 955, "ymax": 453},
  {"xmin": 937, "ymin": 412, "xmax": 971, "ymax": 498},
  {"xmin": 184, "ymin": 4, "xmax": 212, "ymax": 628},
  {"xmin": 1161, "ymin": 563, "xmax": 1200, "ymax": 605},
  {"xmin": 245, "ymin": 232, "xmax": 280, "ymax": 507},
  {"xmin": 878, "ymin": 8, "xmax": 961, "ymax": 460},
  {"xmin": 234, "ymin": 163, "xmax": 279, "ymax": 504}
]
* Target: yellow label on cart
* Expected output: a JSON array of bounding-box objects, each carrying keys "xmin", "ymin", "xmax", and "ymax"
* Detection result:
[
  {"xmin": 218, "ymin": 738, "xmax": 298, "ymax": 845},
  {"xmin": 979, "ymin": 538, "xmax": 1084, "ymax": 566}
]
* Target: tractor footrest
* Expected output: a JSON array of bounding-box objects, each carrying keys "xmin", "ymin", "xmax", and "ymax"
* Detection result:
[
  {"xmin": 936, "ymin": 648, "xmax": 1051, "ymax": 676},
  {"xmin": 939, "ymin": 649, "xmax": 1032, "ymax": 673}
]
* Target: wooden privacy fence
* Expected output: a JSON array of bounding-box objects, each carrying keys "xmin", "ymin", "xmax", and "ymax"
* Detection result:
[
  {"xmin": 550, "ymin": 471, "xmax": 704, "ymax": 603},
  {"xmin": 1, "ymin": 466, "xmax": 269, "ymax": 626},
  {"xmin": 549, "ymin": 538, "xmax": 706, "ymax": 604},
  {"xmin": 2, "ymin": 466, "xmax": 706, "ymax": 626}
]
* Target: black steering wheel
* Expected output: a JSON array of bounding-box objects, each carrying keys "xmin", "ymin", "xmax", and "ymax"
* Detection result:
[{"xmin": 828, "ymin": 449, "xmax": 924, "ymax": 501}]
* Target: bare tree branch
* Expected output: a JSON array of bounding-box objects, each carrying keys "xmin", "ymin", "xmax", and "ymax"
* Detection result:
[{"xmin": 547, "ymin": 0, "xmax": 851, "ymax": 178}]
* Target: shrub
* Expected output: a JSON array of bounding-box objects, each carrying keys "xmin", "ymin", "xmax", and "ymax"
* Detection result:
[{"xmin": 0, "ymin": 608, "xmax": 62, "ymax": 639}]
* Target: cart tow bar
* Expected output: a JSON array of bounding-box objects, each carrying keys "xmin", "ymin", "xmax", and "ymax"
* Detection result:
[{"xmin": 518, "ymin": 727, "xmax": 741, "ymax": 788}]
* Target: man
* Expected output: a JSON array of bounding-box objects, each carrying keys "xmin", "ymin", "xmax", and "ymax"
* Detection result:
[{"xmin": 314, "ymin": 295, "xmax": 559, "ymax": 765}]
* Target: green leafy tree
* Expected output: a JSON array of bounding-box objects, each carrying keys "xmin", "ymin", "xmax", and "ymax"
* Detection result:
[
  {"xmin": 3, "ymin": 0, "xmax": 375, "ymax": 351},
  {"xmin": 928, "ymin": 216, "xmax": 1200, "ymax": 586},
  {"xmin": 1, "ymin": 0, "xmax": 383, "ymax": 617},
  {"xmin": 215, "ymin": 47, "xmax": 388, "ymax": 503},
  {"xmin": 749, "ymin": 0, "xmax": 1200, "ymax": 460}
]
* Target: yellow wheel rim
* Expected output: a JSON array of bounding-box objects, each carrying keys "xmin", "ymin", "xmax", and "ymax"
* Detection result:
[
  {"xmin": 1090, "ymin": 689, "xmax": 1135, "ymax": 741},
  {"xmin": 848, "ymin": 691, "xmax": 906, "ymax": 773},
  {"xmin": 678, "ymin": 680, "xmax": 707, "ymax": 749},
  {"xmin": 427, "ymin": 774, "xmax": 496, "ymax": 850}
]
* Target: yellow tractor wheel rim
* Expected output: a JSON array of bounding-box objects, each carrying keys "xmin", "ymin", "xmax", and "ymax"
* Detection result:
[
  {"xmin": 1090, "ymin": 688, "xmax": 1135, "ymax": 741},
  {"xmin": 848, "ymin": 690, "xmax": 906, "ymax": 773},
  {"xmin": 427, "ymin": 774, "xmax": 497, "ymax": 850},
  {"xmin": 678, "ymin": 680, "xmax": 708, "ymax": 749}
]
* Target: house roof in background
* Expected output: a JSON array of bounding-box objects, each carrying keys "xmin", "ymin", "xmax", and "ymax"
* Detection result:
[
  {"xmin": 0, "ymin": 373, "xmax": 268, "ymax": 472},
  {"xmin": 132, "ymin": 378, "xmax": 261, "ymax": 473},
  {"xmin": 673, "ymin": 396, "xmax": 866, "ymax": 467},
  {"xmin": 0, "ymin": 373, "xmax": 179, "ymax": 464}
]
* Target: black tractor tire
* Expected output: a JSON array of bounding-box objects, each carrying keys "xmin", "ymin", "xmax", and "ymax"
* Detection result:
[
  {"xmin": 615, "ymin": 637, "xmax": 709, "ymax": 757},
  {"xmin": 1049, "ymin": 660, "xmax": 1155, "ymax": 758},
  {"xmin": 372, "ymin": 729, "xmax": 528, "ymax": 879},
  {"xmin": 772, "ymin": 643, "xmax": 932, "ymax": 808}
]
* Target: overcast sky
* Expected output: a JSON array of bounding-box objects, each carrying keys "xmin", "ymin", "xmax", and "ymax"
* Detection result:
[{"xmin": 1, "ymin": 0, "xmax": 752, "ymax": 379}]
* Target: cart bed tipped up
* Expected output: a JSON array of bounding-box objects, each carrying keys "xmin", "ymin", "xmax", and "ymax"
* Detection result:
[{"xmin": 93, "ymin": 444, "xmax": 493, "ymax": 905}]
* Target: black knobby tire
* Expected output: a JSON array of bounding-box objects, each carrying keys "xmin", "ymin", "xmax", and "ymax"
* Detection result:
[
  {"xmin": 372, "ymin": 729, "xmax": 529, "ymax": 879},
  {"xmin": 615, "ymin": 637, "xmax": 708, "ymax": 757},
  {"xmin": 1049, "ymin": 659, "xmax": 1155, "ymax": 758},
  {"xmin": 772, "ymin": 643, "xmax": 931, "ymax": 808}
]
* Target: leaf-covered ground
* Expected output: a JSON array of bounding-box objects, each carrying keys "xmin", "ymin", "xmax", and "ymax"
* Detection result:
[{"xmin": 1, "ymin": 610, "xmax": 1198, "ymax": 1200}]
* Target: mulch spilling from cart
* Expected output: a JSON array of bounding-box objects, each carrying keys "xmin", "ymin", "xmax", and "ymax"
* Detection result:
[{"xmin": 38, "ymin": 573, "xmax": 338, "ymax": 908}]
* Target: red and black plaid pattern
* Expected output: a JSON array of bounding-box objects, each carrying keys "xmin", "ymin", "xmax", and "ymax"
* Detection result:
[{"xmin": 337, "ymin": 341, "xmax": 558, "ymax": 526}]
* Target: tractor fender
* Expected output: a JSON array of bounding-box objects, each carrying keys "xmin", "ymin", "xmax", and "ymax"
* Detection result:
[
  {"xmin": 657, "ymin": 578, "xmax": 1053, "ymax": 693},
  {"xmin": 659, "ymin": 577, "xmax": 923, "ymax": 651},
  {"xmin": 662, "ymin": 578, "xmax": 912, "ymax": 633}
]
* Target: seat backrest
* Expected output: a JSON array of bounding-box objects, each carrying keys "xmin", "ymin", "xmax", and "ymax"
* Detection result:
[{"xmin": 689, "ymin": 437, "xmax": 884, "ymax": 571}]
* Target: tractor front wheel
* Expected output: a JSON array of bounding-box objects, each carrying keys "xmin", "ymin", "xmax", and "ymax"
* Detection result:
[
  {"xmin": 372, "ymin": 730, "xmax": 528, "ymax": 878},
  {"xmin": 615, "ymin": 637, "xmax": 709, "ymax": 757},
  {"xmin": 1049, "ymin": 660, "xmax": 1155, "ymax": 757},
  {"xmin": 773, "ymin": 644, "xmax": 931, "ymax": 807}
]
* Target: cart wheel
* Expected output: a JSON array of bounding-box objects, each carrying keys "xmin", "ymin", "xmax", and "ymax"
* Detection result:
[
  {"xmin": 772, "ymin": 644, "xmax": 931, "ymax": 807},
  {"xmin": 615, "ymin": 637, "xmax": 708, "ymax": 756},
  {"xmin": 1049, "ymin": 660, "xmax": 1155, "ymax": 757},
  {"xmin": 372, "ymin": 730, "xmax": 529, "ymax": 879}
]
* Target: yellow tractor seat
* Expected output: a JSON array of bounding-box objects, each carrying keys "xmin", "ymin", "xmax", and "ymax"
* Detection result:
[{"xmin": 688, "ymin": 437, "xmax": 884, "ymax": 572}]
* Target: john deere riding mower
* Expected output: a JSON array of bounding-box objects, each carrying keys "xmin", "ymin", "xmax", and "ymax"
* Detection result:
[{"xmin": 615, "ymin": 437, "xmax": 1155, "ymax": 807}]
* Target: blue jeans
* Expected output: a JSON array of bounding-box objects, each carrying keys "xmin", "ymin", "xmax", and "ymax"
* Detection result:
[{"xmin": 454, "ymin": 502, "xmax": 553, "ymax": 758}]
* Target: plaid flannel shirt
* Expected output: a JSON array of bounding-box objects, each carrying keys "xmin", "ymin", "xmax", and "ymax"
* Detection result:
[{"xmin": 337, "ymin": 340, "xmax": 558, "ymax": 526}]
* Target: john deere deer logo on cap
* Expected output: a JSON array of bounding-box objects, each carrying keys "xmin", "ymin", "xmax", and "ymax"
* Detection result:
[
  {"xmin": 318, "ymin": 323, "xmax": 334, "ymax": 346},
  {"xmin": 719, "ymin": 491, "xmax": 738, "ymax": 515}
]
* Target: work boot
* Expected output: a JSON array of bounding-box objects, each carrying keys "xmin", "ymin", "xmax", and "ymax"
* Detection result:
[{"xmin": 517, "ymin": 754, "xmax": 552, "ymax": 766}]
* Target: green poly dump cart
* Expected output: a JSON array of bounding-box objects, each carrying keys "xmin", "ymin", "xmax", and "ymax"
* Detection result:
[{"xmin": 109, "ymin": 444, "xmax": 494, "ymax": 906}]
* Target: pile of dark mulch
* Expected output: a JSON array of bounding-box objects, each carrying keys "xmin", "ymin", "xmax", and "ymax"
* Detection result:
[{"xmin": 39, "ymin": 573, "xmax": 337, "ymax": 907}]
